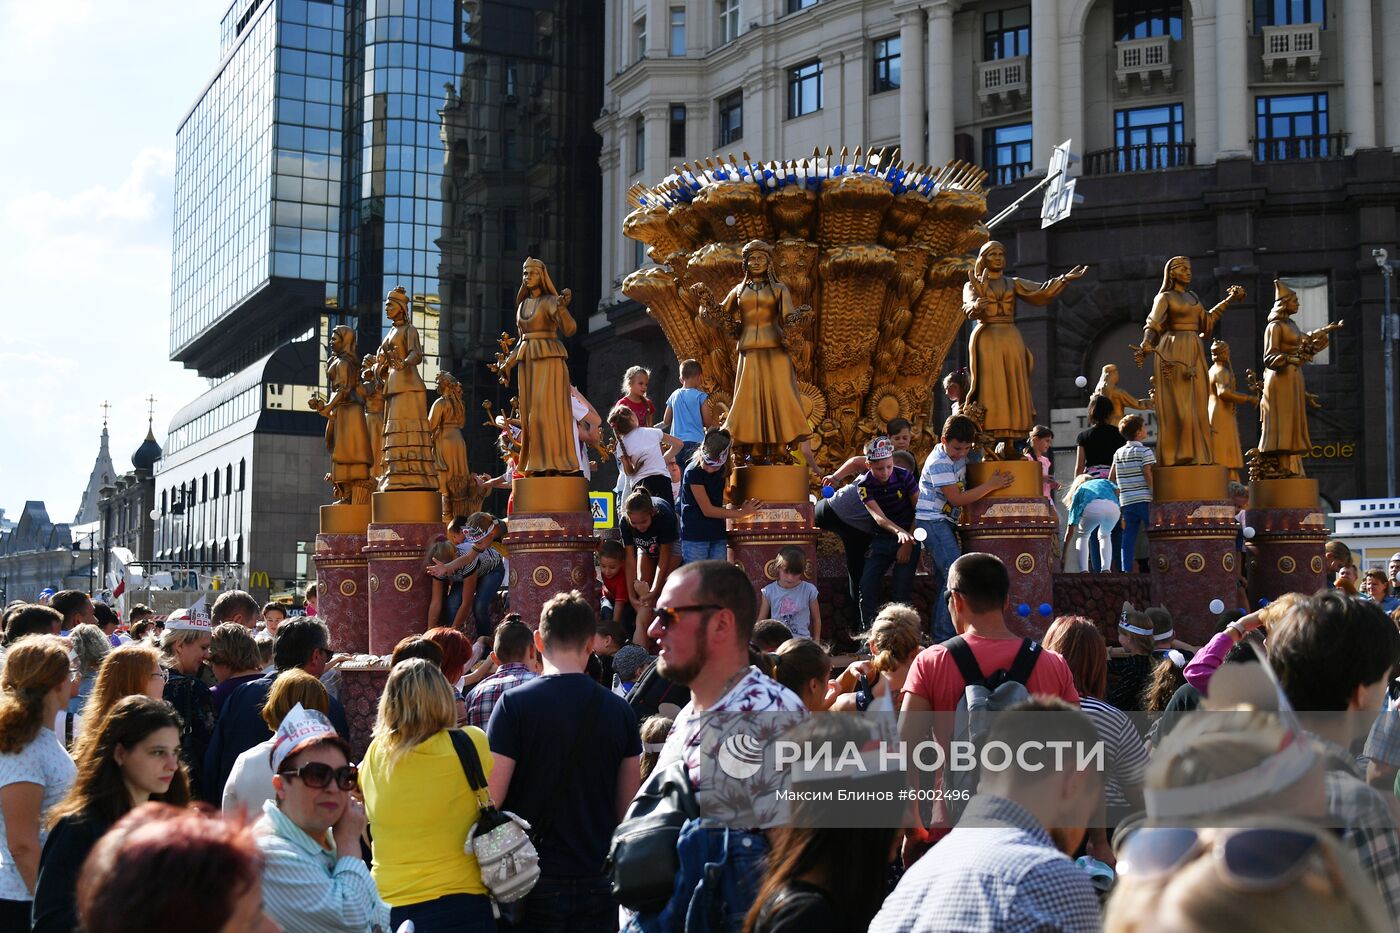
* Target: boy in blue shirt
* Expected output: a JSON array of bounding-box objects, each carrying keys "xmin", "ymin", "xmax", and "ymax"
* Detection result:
[
  {"xmin": 915, "ymin": 415, "xmax": 1013, "ymax": 641},
  {"xmin": 661, "ymin": 358, "xmax": 713, "ymax": 466},
  {"xmin": 855, "ymin": 436, "xmax": 920, "ymax": 627}
]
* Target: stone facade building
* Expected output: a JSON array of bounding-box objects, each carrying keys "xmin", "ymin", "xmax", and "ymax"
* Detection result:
[{"xmin": 590, "ymin": 0, "xmax": 1400, "ymax": 508}]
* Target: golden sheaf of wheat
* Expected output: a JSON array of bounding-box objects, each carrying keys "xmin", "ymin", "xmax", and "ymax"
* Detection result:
[
  {"xmin": 619, "ymin": 154, "xmax": 990, "ymax": 474},
  {"xmin": 692, "ymin": 181, "xmax": 773, "ymax": 243},
  {"xmin": 817, "ymin": 175, "xmax": 894, "ymax": 248},
  {"xmin": 622, "ymin": 267, "xmax": 707, "ymax": 370}
]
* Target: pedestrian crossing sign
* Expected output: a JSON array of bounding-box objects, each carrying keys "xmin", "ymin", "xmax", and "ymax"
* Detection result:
[{"xmin": 590, "ymin": 492, "xmax": 614, "ymax": 529}]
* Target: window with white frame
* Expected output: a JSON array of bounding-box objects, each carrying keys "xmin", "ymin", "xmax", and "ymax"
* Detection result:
[
  {"xmin": 634, "ymin": 15, "xmax": 646, "ymax": 61},
  {"xmin": 717, "ymin": 0, "xmax": 739, "ymax": 45}
]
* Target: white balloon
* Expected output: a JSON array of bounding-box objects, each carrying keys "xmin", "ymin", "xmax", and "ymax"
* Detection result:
[
  {"xmin": 724, "ymin": 215, "xmax": 737, "ymax": 226},
  {"xmin": 913, "ymin": 527, "xmax": 928, "ymax": 542},
  {"xmin": 1209, "ymin": 598, "xmax": 1226, "ymax": 615},
  {"xmin": 1242, "ymin": 526, "xmax": 1256, "ymax": 539},
  {"xmin": 1074, "ymin": 375, "xmax": 1088, "ymax": 389}
]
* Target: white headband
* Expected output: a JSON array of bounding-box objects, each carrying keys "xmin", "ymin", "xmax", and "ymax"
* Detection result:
[{"xmin": 1119, "ymin": 620, "xmax": 1154, "ymax": 637}]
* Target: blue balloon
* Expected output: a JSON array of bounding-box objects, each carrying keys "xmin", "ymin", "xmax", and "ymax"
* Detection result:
[
  {"xmin": 1258, "ymin": 598, "xmax": 1270, "ymax": 608},
  {"xmin": 821, "ymin": 484, "xmax": 835, "ymax": 499},
  {"xmin": 1038, "ymin": 602, "xmax": 1053, "ymax": 617},
  {"xmin": 1017, "ymin": 602, "xmax": 1031, "ymax": 617}
]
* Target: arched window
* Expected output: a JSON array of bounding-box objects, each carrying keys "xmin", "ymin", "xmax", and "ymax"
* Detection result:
[{"xmin": 239, "ymin": 459, "xmax": 247, "ymax": 490}]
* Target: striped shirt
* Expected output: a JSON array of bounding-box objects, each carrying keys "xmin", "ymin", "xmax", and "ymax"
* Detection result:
[
  {"xmin": 1112, "ymin": 440, "xmax": 1155, "ymax": 506},
  {"xmin": 255, "ymin": 800, "xmax": 390, "ymax": 933},
  {"xmin": 1079, "ymin": 696, "xmax": 1148, "ymax": 809},
  {"xmin": 915, "ymin": 444, "xmax": 966, "ymax": 524}
]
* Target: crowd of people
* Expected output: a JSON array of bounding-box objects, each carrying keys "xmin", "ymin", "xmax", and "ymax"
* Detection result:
[
  {"xmin": 6, "ymin": 364, "xmax": 1400, "ymax": 932},
  {"xmin": 2, "ymin": 541, "xmax": 1400, "ymax": 932}
]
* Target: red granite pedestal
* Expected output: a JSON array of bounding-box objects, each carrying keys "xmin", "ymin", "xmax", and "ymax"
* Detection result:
[
  {"xmin": 963, "ymin": 461, "xmax": 1057, "ymax": 639},
  {"xmin": 1148, "ymin": 466, "xmax": 1238, "ymax": 646},
  {"xmin": 727, "ymin": 466, "xmax": 818, "ymax": 600},
  {"xmin": 365, "ymin": 490, "xmax": 443, "ymax": 655},
  {"xmin": 336, "ymin": 661, "xmax": 388, "ymax": 760},
  {"xmin": 504, "ymin": 477, "xmax": 597, "ymax": 628},
  {"xmin": 1246, "ymin": 478, "xmax": 1328, "ymax": 605},
  {"xmin": 314, "ymin": 504, "xmax": 371, "ymax": 655}
]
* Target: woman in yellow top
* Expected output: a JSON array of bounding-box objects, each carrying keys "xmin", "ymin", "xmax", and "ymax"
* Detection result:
[{"xmin": 359, "ymin": 658, "xmax": 494, "ymax": 931}]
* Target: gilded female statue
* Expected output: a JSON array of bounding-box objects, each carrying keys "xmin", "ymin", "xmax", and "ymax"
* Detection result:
[
  {"xmin": 494, "ymin": 257, "xmax": 579, "ymax": 475},
  {"xmin": 1257, "ymin": 280, "xmax": 1341, "ymax": 477},
  {"xmin": 691, "ymin": 239, "xmax": 818, "ymax": 471},
  {"xmin": 360, "ymin": 353, "xmax": 385, "ymax": 481},
  {"xmin": 1092, "ymin": 364, "xmax": 1151, "ymax": 427},
  {"xmin": 1207, "ymin": 340, "xmax": 1256, "ymax": 482},
  {"xmin": 309, "ymin": 325, "xmax": 373, "ymax": 504},
  {"xmin": 1133, "ymin": 257, "xmax": 1245, "ymax": 467},
  {"xmin": 964, "ymin": 241, "xmax": 1086, "ymax": 455},
  {"xmin": 375, "ymin": 286, "xmax": 437, "ymax": 490},
  {"xmin": 428, "ymin": 372, "xmax": 482, "ymax": 519}
]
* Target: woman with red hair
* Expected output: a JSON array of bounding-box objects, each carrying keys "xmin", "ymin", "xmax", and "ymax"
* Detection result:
[{"xmin": 77, "ymin": 803, "xmax": 278, "ymax": 933}]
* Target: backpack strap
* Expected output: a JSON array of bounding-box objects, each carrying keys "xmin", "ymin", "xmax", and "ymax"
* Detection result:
[
  {"xmin": 941, "ymin": 635, "xmax": 986, "ymax": 688},
  {"xmin": 1006, "ymin": 639, "xmax": 1042, "ymax": 686}
]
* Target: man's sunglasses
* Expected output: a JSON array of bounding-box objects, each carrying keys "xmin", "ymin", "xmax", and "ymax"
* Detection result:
[
  {"xmin": 278, "ymin": 762, "xmax": 358, "ymax": 791},
  {"xmin": 1118, "ymin": 826, "xmax": 1333, "ymax": 891},
  {"xmin": 652, "ymin": 604, "xmax": 723, "ymax": 629}
]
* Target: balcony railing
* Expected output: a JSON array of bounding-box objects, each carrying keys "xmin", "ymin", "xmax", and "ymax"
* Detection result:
[
  {"xmin": 1252, "ymin": 132, "xmax": 1347, "ymax": 162},
  {"xmin": 985, "ymin": 160, "xmax": 1032, "ymax": 187},
  {"xmin": 977, "ymin": 55, "xmax": 1029, "ymax": 114},
  {"xmin": 1082, "ymin": 141, "xmax": 1195, "ymax": 176},
  {"xmin": 1115, "ymin": 35, "xmax": 1173, "ymax": 95},
  {"xmin": 1261, "ymin": 22, "xmax": 1321, "ymax": 81}
]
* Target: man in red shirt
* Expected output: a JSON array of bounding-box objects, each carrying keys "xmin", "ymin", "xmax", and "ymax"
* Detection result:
[{"xmin": 899, "ymin": 552, "xmax": 1079, "ymax": 853}]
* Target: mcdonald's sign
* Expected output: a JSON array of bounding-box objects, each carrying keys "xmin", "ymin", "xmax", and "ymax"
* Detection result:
[{"xmin": 249, "ymin": 571, "xmax": 271, "ymax": 589}]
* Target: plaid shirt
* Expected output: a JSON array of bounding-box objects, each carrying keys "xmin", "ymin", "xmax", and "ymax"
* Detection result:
[
  {"xmin": 465, "ymin": 663, "xmax": 538, "ymax": 730},
  {"xmin": 1315, "ymin": 733, "xmax": 1400, "ymax": 920},
  {"xmin": 869, "ymin": 795, "xmax": 1102, "ymax": 933},
  {"xmin": 1365, "ymin": 707, "xmax": 1400, "ymax": 769}
]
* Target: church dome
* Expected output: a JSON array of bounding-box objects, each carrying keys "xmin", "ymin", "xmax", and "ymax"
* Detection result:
[{"xmin": 132, "ymin": 426, "xmax": 163, "ymax": 471}]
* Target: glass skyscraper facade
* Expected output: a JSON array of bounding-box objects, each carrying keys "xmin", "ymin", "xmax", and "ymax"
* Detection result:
[{"xmin": 166, "ymin": 1, "xmax": 602, "ymax": 575}]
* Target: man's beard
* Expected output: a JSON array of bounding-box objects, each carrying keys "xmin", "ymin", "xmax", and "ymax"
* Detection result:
[{"xmin": 657, "ymin": 634, "xmax": 709, "ymax": 686}]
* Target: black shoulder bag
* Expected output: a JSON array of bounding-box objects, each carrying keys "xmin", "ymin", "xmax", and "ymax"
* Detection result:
[{"xmin": 605, "ymin": 758, "xmax": 700, "ymax": 913}]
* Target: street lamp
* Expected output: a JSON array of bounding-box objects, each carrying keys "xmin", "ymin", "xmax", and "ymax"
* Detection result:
[{"xmin": 70, "ymin": 530, "xmax": 97, "ymax": 597}]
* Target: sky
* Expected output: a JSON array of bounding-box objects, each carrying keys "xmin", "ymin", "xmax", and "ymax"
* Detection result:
[{"xmin": 0, "ymin": 0, "xmax": 226, "ymax": 525}]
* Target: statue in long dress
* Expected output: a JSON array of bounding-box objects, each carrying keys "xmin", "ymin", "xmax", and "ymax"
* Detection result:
[
  {"xmin": 1207, "ymin": 340, "xmax": 1256, "ymax": 483},
  {"xmin": 375, "ymin": 286, "xmax": 437, "ymax": 491},
  {"xmin": 690, "ymin": 239, "xmax": 819, "ymax": 472},
  {"xmin": 964, "ymin": 241, "xmax": 1086, "ymax": 457},
  {"xmin": 429, "ymin": 372, "xmax": 484, "ymax": 520},
  {"xmin": 1093, "ymin": 364, "xmax": 1152, "ymax": 427},
  {"xmin": 360, "ymin": 353, "xmax": 386, "ymax": 482},
  {"xmin": 1251, "ymin": 280, "xmax": 1343, "ymax": 479},
  {"xmin": 309, "ymin": 325, "xmax": 374, "ymax": 504},
  {"xmin": 1132, "ymin": 257, "xmax": 1245, "ymax": 467},
  {"xmin": 492, "ymin": 257, "xmax": 580, "ymax": 475}
]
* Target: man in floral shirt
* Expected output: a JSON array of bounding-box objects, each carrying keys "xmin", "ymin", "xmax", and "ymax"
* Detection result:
[{"xmin": 629, "ymin": 561, "xmax": 806, "ymax": 932}]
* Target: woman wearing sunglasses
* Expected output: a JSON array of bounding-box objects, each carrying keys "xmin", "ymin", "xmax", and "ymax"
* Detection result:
[
  {"xmin": 255, "ymin": 704, "xmax": 389, "ymax": 933},
  {"xmin": 31, "ymin": 696, "xmax": 189, "ymax": 933},
  {"xmin": 1105, "ymin": 819, "xmax": 1390, "ymax": 931}
]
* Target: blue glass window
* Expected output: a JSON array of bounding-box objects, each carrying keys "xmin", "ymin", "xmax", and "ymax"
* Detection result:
[
  {"xmin": 1255, "ymin": 0, "xmax": 1325, "ymax": 26},
  {"xmin": 787, "ymin": 61, "xmax": 822, "ymax": 118},
  {"xmin": 982, "ymin": 122, "xmax": 1032, "ymax": 185},
  {"xmin": 1114, "ymin": 103, "xmax": 1187, "ymax": 170},
  {"xmin": 1255, "ymin": 93, "xmax": 1331, "ymax": 160},
  {"xmin": 1114, "ymin": 0, "xmax": 1183, "ymax": 40},
  {"xmin": 984, "ymin": 7, "xmax": 1030, "ymax": 60},
  {"xmin": 872, "ymin": 36, "xmax": 900, "ymax": 93}
]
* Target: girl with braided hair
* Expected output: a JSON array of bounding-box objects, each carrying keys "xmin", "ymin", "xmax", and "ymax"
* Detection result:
[{"xmin": 0, "ymin": 635, "xmax": 77, "ymax": 928}]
